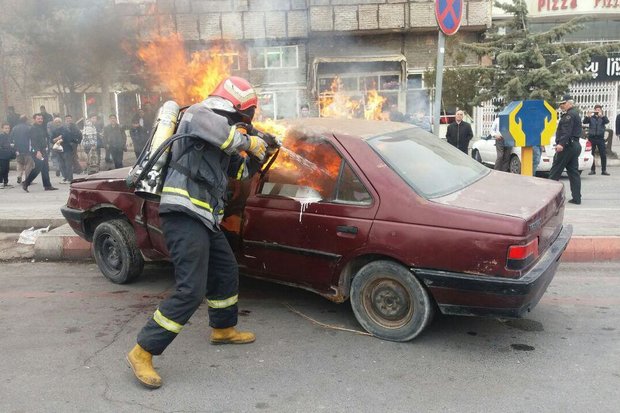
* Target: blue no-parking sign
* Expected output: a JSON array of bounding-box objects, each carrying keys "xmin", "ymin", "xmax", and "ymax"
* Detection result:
[{"xmin": 435, "ymin": 0, "xmax": 463, "ymax": 36}]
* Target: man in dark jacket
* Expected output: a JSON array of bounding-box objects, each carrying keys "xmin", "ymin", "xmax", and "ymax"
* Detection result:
[
  {"xmin": 103, "ymin": 114, "xmax": 126, "ymax": 169},
  {"xmin": 446, "ymin": 110, "xmax": 473, "ymax": 153},
  {"xmin": 22, "ymin": 113, "xmax": 57, "ymax": 192},
  {"xmin": 10, "ymin": 115, "xmax": 33, "ymax": 184},
  {"xmin": 126, "ymin": 77, "xmax": 277, "ymax": 389},
  {"xmin": 0, "ymin": 123, "xmax": 14, "ymax": 188},
  {"xmin": 549, "ymin": 95, "xmax": 581, "ymax": 204},
  {"xmin": 6, "ymin": 106, "xmax": 20, "ymax": 129},
  {"xmin": 50, "ymin": 117, "xmax": 79, "ymax": 182},
  {"xmin": 65, "ymin": 115, "xmax": 83, "ymax": 176},
  {"xmin": 129, "ymin": 119, "xmax": 148, "ymax": 158},
  {"xmin": 583, "ymin": 104, "xmax": 610, "ymax": 175}
]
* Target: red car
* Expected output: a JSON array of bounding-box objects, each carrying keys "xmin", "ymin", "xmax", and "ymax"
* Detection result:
[{"xmin": 62, "ymin": 118, "xmax": 572, "ymax": 341}]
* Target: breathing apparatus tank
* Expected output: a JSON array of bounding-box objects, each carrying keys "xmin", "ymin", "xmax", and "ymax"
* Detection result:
[{"xmin": 127, "ymin": 100, "xmax": 181, "ymax": 200}]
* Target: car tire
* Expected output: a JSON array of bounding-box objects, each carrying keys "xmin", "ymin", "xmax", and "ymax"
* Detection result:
[
  {"xmin": 93, "ymin": 219, "xmax": 144, "ymax": 284},
  {"xmin": 472, "ymin": 149, "xmax": 482, "ymax": 163},
  {"xmin": 350, "ymin": 260, "xmax": 434, "ymax": 342},
  {"xmin": 509, "ymin": 155, "xmax": 521, "ymax": 174}
]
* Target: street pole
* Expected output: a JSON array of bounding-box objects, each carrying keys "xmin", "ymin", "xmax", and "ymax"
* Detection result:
[{"xmin": 433, "ymin": 31, "xmax": 445, "ymax": 138}]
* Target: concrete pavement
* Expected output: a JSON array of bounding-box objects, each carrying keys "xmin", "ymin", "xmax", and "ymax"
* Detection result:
[{"xmin": 1, "ymin": 162, "xmax": 619, "ymax": 263}]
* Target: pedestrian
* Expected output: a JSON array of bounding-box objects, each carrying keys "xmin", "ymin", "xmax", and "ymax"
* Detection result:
[
  {"xmin": 102, "ymin": 114, "xmax": 126, "ymax": 169},
  {"xmin": 10, "ymin": 115, "xmax": 34, "ymax": 184},
  {"xmin": 65, "ymin": 115, "xmax": 83, "ymax": 175},
  {"xmin": 129, "ymin": 118, "xmax": 148, "ymax": 158},
  {"xmin": 82, "ymin": 114, "xmax": 100, "ymax": 175},
  {"xmin": 616, "ymin": 112, "xmax": 620, "ymax": 142},
  {"xmin": 583, "ymin": 104, "xmax": 610, "ymax": 175},
  {"xmin": 39, "ymin": 105, "xmax": 53, "ymax": 131},
  {"xmin": 0, "ymin": 122, "xmax": 16, "ymax": 188},
  {"xmin": 489, "ymin": 116, "xmax": 511, "ymax": 172},
  {"xmin": 549, "ymin": 95, "xmax": 581, "ymax": 204},
  {"xmin": 446, "ymin": 110, "xmax": 473, "ymax": 154},
  {"xmin": 22, "ymin": 113, "xmax": 57, "ymax": 192},
  {"xmin": 6, "ymin": 106, "xmax": 20, "ymax": 129},
  {"xmin": 127, "ymin": 76, "xmax": 276, "ymax": 389},
  {"xmin": 49, "ymin": 117, "xmax": 65, "ymax": 178},
  {"xmin": 299, "ymin": 103, "xmax": 310, "ymax": 118}
]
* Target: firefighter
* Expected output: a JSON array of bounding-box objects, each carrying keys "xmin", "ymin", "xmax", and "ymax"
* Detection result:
[{"xmin": 127, "ymin": 77, "xmax": 274, "ymax": 389}]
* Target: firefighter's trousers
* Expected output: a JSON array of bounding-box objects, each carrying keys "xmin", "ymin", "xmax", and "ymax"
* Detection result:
[{"xmin": 137, "ymin": 212, "xmax": 239, "ymax": 355}]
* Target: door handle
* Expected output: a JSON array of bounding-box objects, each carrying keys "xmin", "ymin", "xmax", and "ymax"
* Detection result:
[{"xmin": 336, "ymin": 225, "xmax": 358, "ymax": 234}]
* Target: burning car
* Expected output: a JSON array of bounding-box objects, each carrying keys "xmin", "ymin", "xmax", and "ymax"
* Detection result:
[{"xmin": 62, "ymin": 118, "xmax": 572, "ymax": 341}]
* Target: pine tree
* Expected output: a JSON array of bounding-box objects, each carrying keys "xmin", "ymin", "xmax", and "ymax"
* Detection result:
[{"xmin": 460, "ymin": 0, "xmax": 620, "ymax": 106}]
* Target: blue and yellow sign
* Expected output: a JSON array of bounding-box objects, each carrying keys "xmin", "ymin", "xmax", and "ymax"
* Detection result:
[{"xmin": 499, "ymin": 100, "xmax": 557, "ymax": 147}]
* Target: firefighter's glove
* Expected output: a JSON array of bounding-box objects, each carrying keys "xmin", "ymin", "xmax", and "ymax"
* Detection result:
[
  {"xmin": 260, "ymin": 132, "xmax": 282, "ymax": 149},
  {"xmin": 245, "ymin": 135, "xmax": 267, "ymax": 161}
]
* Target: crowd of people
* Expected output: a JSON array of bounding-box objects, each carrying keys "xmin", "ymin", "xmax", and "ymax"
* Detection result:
[{"xmin": 0, "ymin": 105, "xmax": 152, "ymax": 190}]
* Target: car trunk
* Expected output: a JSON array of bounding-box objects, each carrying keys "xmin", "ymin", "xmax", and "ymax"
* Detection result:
[{"xmin": 432, "ymin": 171, "xmax": 566, "ymax": 257}]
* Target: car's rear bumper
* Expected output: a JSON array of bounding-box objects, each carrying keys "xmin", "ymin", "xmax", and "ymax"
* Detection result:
[
  {"xmin": 61, "ymin": 205, "xmax": 87, "ymax": 238},
  {"xmin": 415, "ymin": 224, "xmax": 573, "ymax": 318}
]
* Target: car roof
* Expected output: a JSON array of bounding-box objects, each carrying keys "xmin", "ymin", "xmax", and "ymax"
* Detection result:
[{"xmin": 281, "ymin": 118, "xmax": 415, "ymax": 139}]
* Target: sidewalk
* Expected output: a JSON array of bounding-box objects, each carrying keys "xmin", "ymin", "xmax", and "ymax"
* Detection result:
[{"xmin": 1, "ymin": 163, "xmax": 619, "ymax": 262}]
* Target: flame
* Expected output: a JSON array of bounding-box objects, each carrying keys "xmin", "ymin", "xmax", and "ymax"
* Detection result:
[
  {"xmin": 136, "ymin": 33, "xmax": 236, "ymax": 104},
  {"xmin": 319, "ymin": 77, "xmax": 387, "ymax": 120}
]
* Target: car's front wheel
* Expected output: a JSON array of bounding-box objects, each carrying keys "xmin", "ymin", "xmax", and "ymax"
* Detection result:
[
  {"xmin": 509, "ymin": 155, "xmax": 521, "ymax": 174},
  {"xmin": 93, "ymin": 219, "xmax": 144, "ymax": 284},
  {"xmin": 350, "ymin": 260, "xmax": 434, "ymax": 342}
]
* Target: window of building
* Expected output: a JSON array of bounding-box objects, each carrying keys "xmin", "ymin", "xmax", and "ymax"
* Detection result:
[
  {"xmin": 249, "ymin": 46, "xmax": 298, "ymax": 69},
  {"xmin": 260, "ymin": 136, "xmax": 371, "ymax": 205},
  {"xmin": 258, "ymin": 90, "xmax": 300, "ymax": 119}
]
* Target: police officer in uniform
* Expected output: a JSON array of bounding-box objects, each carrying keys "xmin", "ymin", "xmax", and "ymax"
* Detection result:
[
  {"xmin": 127, "ymin": 77, "xmax": 278, "ymax": 389},
  {"xmin": 549, "ymin": 94, "xmax": 582, "ymax": 205}
]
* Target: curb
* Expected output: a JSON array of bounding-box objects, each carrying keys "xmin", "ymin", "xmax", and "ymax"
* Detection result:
[
  {"xmin": 34, "ymin": 224, "xmax": 92, "ymax": 261},
  {"xmin": 562, "ymin": 236, "xmax": 620, "ymax": 262},
  {"xmin": 0, "ymin": 218, "xmax": 67, "ymax": 234}
]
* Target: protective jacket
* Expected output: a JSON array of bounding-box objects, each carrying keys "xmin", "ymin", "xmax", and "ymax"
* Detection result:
[
  {"xmin": 159, "ymin": 101, "xmax": 261, "ymax": 231},
  {"xmin": 582, "ymin": 114, "xmax": 609, "ymax": 137},
  {"xmin": 556, "ymin": 107, "xmax": 582, "ymax": 146}
]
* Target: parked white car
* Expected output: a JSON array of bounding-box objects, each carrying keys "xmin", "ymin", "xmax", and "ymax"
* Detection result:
[{"xmin": 471, "ymin": 136, "xmax": 593, "ymax": 176}]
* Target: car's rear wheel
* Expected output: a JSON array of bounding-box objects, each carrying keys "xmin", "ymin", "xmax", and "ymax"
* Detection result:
[
  {"xmin": 93, "ymin": 219, "xmax": 144, "ymax": 284},
  {"xmin": 472, "ymin": 149, "xmax": 482, "ymax": 163},
  {"xmin": 509, "ymin": 155, "xmax": 521, "ymax": 174},
  {"xmin": 350, "ymin": 260, "xmax": 434, "ymax": 342}
]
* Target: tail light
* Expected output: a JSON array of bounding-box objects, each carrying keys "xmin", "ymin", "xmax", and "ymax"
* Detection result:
[
  {"xmin": 585, "ymin": 140, "xmax": 592, "ymax": 152},
  {"xmin": 507, "ymin": 238, "xmax": 539, "ymax": 270}
]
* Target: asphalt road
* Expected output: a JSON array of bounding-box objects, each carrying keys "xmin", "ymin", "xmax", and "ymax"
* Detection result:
[{"xmin": 1, "ymin": 262, "xmax": 618, "ymax": 413}]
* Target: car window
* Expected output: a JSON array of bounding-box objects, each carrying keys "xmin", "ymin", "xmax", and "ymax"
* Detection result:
[
  {"xmin": 260, "ymin": 134, "xmax": 371, "ymax": 205},
  {"xmin": 367, "ymin": 128, "xmax": 489, "ymax": 198},
  {"xmin": 261, "ymin": 135, "xmax": 341, "ymax": 200}
]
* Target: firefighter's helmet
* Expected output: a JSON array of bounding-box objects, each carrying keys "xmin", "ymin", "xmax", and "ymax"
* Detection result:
[{"xmin": 209, "ymin": 76, "xmax": 257, "ymax": 123}]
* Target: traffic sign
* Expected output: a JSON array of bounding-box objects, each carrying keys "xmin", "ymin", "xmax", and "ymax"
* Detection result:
[
  {"xmin": 499, "ymin": 100, "xmax": 558, "ymax": 147},
  {"xmin": 435, "ymin": 0, "xmax": 463, "ymax": 36}
]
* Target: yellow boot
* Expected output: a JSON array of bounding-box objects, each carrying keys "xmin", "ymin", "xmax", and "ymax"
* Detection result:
[
  {"xmin": 210, "ymin": 327, "xmax": 256, "ymax": 345},
  {"xmin": 126, "ymin": 344, "xmax": 162, "ymax": 389}
]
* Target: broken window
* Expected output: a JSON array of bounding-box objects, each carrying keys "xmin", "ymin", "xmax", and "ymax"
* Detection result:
[{"xmin": 260, "ymin": 133, "xmax": 371, "ymax": 206}]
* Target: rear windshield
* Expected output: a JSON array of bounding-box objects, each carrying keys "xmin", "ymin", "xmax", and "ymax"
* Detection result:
[{"xmin": 367, "ymin": 128, "xmax": 489, "ymax": 198}]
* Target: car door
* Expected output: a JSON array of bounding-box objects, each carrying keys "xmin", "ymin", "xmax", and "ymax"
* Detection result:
[{"xmin": 238, "ymin": 135, "xmax": 378, "ymax": 293}]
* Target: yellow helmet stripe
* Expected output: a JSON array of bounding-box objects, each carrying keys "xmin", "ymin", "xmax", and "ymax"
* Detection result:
[
  {"xmin": 207, "ymin": 294, "xmax": 238, "ymax": 309},
  {"xmin": 161, "ymin": 186, "xmax": 214, "ymax": 212},
  {"xmin": 153, "ymin": 309, "xmax": 183, "ymax": 334}
]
